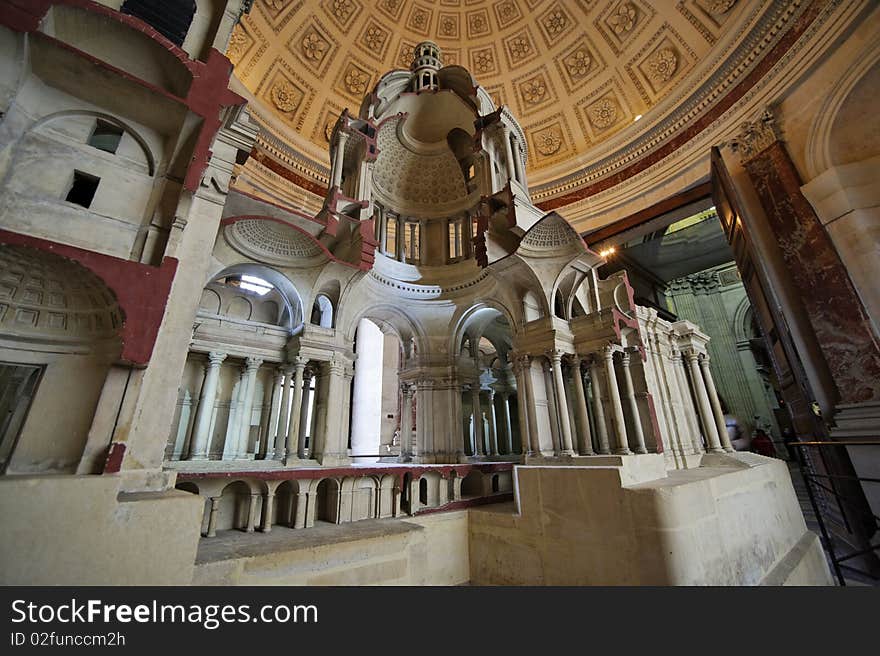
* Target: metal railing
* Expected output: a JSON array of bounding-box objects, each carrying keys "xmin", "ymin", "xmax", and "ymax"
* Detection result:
[{"xmin": 791, "ymin": 440, "xmax": 880, "ymax": 586}]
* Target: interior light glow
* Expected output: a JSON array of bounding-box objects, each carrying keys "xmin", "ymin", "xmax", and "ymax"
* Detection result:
[
  {"xmin": 634, "ymin": 114, "xmax": 642, "ymax": 122},
  {"xmin": 598, "ymin": 246, "xmax": 617, "ymax": 258},
  {"xmin": 240, "ymin": 274, "xmax": 272, "ymax": 296}
]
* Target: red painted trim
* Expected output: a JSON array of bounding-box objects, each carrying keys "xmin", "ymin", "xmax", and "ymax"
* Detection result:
[
  {"xmin": 534, "ymin": 1, "xmax": 831, "ymax": 212},
  {"xmin": 0, "ymin": 230, "xmax": 177, "ymax": 366},
  {"xmin": 103, "ymin": 441, "xmax": 125, "ymax": 474},
  {"xmin": 177, "ymin": 462, "xmax": 514, "ymax": 485}
]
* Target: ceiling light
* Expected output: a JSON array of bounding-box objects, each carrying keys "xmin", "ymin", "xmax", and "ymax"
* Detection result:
[
  {"xmin": 634, "ymin": 114, "xmax": 642, "ymax": 122},
  {"xmin": 599, "ymin": 246, "xmax": 616, "ymax": 258}
]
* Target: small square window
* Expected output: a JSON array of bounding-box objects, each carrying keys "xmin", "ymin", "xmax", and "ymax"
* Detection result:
[
  {"xmin": 65, "ymin": 171, "xmax": 100, "ymax": 208},
  {"xmin": 88, "ymin": 120, "xmax": 123, "ymax": 154}
]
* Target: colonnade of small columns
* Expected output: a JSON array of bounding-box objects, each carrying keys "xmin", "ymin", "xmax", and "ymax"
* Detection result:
[
  {"xmin": 182, "ymin": 464, "xmax": 514, "ymax": 537},
  {"xmin": 176, "ymin": 351, "xmax": 345, "ymax": 462},
  {"xmin": 506, "ymin": 344, "xmax": 733, "ymax": 458},
  {"xmin": 462, "ymin": 383, "xmax": 518, "ymax": 457}
]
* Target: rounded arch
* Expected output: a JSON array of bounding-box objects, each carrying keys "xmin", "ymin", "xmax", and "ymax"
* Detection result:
[
  {"xmin": 733, "ymin": 296, "xmax": 756, "ymax": 345},
  {"xmin": 551, "ymin": 264, "xmax": 593, "ymax": 321},
  {"xmin": 805, "ymin": 38, "xmax": 880, "ymax": 178},
  {"xmin": 26, "ymin": 110, "xmax": 155, "ymax": 175},
  {"xmin": 205, "ymin": 264, "xmax": 305, "ymax": 333},
  {"xmin": 448, "ymin": 299, "xmax": 517, "ymax": 361},
  {"xmin": 175, "ymin": 481, "xmax": 200, "ymax": 495},
  {"xmin": 340, "ymin": 302, "xmax": 426, "ymax": 358},
  {"xmin": 311, "ymin": 294, "xmax": 334, "ymax": 328},
  {"xmin": 0, "ymin": 244, "xmax": 124, "ymax": 351},
  {"xmin": 522, "ymin": 289, "xmax": 545, "ymax": 322}
]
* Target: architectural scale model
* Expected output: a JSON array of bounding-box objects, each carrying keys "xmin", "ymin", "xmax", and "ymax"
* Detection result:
[{"xmin": 2, "ymin": 0, "xmax": 877, "ymax": 586}]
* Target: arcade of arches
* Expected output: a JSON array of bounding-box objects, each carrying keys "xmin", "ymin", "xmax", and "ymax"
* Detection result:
[{"xmin": 0, "ymin": 0, "xmax": 878, "ymax": 586}]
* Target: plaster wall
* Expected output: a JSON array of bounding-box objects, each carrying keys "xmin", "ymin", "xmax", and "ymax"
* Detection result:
[
  {"xmin": 468, "ymin": 455, "xmax": 832, "ymax": 585},
  {"xmin": 1, "ymin": 346, "xmax": 116, "ymax": 475},
  {"xmin": 0, "ymin": 474, "xmax": 203, "ymax": 585}
]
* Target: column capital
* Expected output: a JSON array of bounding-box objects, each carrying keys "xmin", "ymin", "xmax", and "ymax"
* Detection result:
[
  {"xmin": 620, "ymin": 351, "xmax": 631, "ymax": 367},
  {"xmin": 684, "ymin": 350, "xmax": 700, "ymax": 363},
  {"xmin": 516, "ymin": 354, "xmax": 532, "ymax": 369},
  {"xmin": 600, "ymin": 344, "xmax": 616, "ymax": 359},
  {"xmin": 567, "ymin": 353, "xmax": 583, "ymax": 368},
  {"xmin": 207, "ymin": 351, "xmax": 227, "ymax": 366},
  {"xmin": 293, "ymin": 354, "xmax": 309, "ymax": 368},
  {"xmin": 698, "ymin": 353, "xmax": 711, "ymax": 365},
  {"xmin": 244, "ymin": 356, "xmax": 263, "ymax": 371},
  {"xmin": 546, "ymin": 349, "xmax": 565, "ymax": 364}
]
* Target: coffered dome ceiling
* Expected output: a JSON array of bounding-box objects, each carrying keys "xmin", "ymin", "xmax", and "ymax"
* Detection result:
[{"xmin": 227, "ymin": 0, "xmax": 808, "ymax": 218}]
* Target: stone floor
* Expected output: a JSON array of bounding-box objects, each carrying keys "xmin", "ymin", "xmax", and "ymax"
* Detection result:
[{"xmin": 196, "ymin": 517, "xmax": 420, "ymax": 564}]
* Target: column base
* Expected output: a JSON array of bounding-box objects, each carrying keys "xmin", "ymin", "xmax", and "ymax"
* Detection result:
[{"xmin": 614, "ymin": 448, "xmax": 632, "ymax": 456}]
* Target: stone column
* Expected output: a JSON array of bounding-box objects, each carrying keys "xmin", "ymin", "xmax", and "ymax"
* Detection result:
[
  {"xmin": 263, "ymin": 367, "xmax": 284, "ymax": 459},
  {"xmin": 549, "ymin": 350, "xmax": 575, "ymax": 455},
  {"xmin": 700, "ymin": 355, "xmax": 733, "ymax": 452},
  {"xmin": 620, "ymin": 350, "xmax": 648, "ymax": 454},
  {"xmin": 470, "ymin": 383, "xmax": 484, "ymax": 456},
  {"xmin": 332, "ymin": 129, "xmax": 348, "ymax": 188},
  {"xmin": 512, "ymin": 364, "xmax": 529, "ymax": 455},
  {"xmin": 570, "ymin": 355, "xmax": 595, "ymax": 455},
  {"xmin": 401, "ymin": 383, "xmax": 414, "ymax": 460},
  {"xmin": 245, "ymin": 492, "xmax": 260, "ymax": 533},
  {"xmin": 487, "ymin": 389, "xmax": 498, "ymax": 456},
  {"xmin": 500, "ymin": 392, "xmax": 514, "ymax": 455},
  {"xmin": 396, "ymin": 219, "xmax": 405, "ymax": 262},
  {"xmin": 206, "ymin": 496, "xmax": 221, "ymax": 537},
  {"xmin": 672, "ymin": 348, "xmax": 704, "ymax": 454},
  {"xmin": 351, "ymin": 319, "xmax": 384, "ymax": 461},
  {"xmin": 735, "ymin": 118, "xmax": 880, "ymax": 408},
  {"xmin": 542, "ymin": 360, "xmax": 561, "ymax": 454},
  {"xmin": 286, "ymin": 357, "xmax": 307, "ymax": 460},
  {"xmin": 293, "ymin": 491, "xmax": 308, "ymax": 529},
  {"xmin": 588, "ymin": 356, "xmax": 611, "ymax": 454},
  {"xmin": 318, "ymin": 357, "xmax": 350, "ymax": 462},
  {"xmin": 297, "ymin": 367, "xmax": 314, "ymax": 458},
  {"xmin": 308, "ymin": 367, "xmax": 324, "ymax": 456},
  {"xmin": 188, "ymin": 351, "xmax": 226, "ymax": 460},
  {"xmin": 602, "ymin": 347, "xmax": 631, "ymax": 455},
  {"xmin": 520, "ymin": 356, "xmax": 540, "ymax": 454},
  {"xmin": 236, "ymin": 357, "xmax": 263, "ymax": 458},
  {"xmin": 273, "ymin": 364, "xmax": 293, "ymax": 460},
  {"xmin": 513, "ymin": 143, "xmax": 526, "ymax": 186},
  {"xmin": 686, "ymin": 351, "xmax": 723, "ymax": 453},
  {"xmin": 260, "ymin": 491, "xmax": 274, "ymax": 533},
  {"xmin": 501, "ymin": 125, "xmax": 516, "ymax": 182}
]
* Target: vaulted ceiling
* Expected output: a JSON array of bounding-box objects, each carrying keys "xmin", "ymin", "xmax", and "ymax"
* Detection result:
[{"xmin": 230, "ymin": 0, "xmax": 746, "ymax": 172}]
